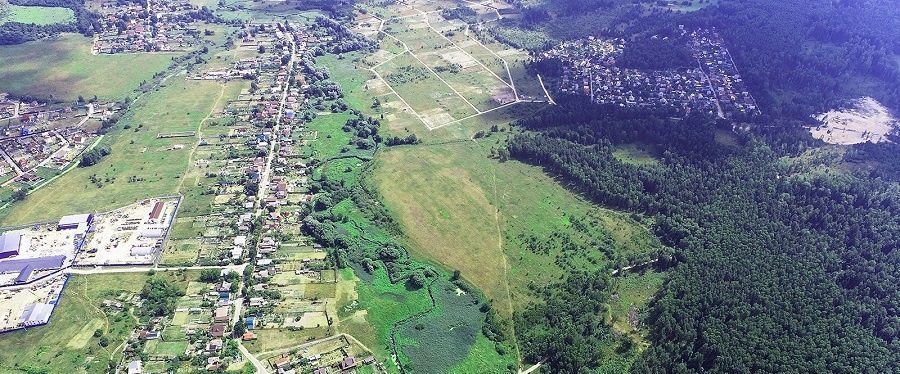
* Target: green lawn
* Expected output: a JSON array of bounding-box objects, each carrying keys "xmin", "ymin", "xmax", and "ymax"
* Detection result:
[
  {"xmin": 0, "ymin": 4, "xmax": 75, "ymax": 25},
  {"xmin": 0, "ymin": 34, "xmax": 175, "ymax": 101},
  {"xmin": 0, "ymin": 76, "xmax": 227, "ymax": 225}
]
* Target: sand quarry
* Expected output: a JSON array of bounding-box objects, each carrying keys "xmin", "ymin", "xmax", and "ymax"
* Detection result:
[{"xmin": 810, "ymin": 97, "xmax": 898, "ymax": 145}]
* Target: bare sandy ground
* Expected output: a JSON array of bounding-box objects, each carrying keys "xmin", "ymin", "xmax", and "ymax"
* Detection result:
[{"xmin": 810, "ymin": 97, "xmax": 898, "ymax": 145}]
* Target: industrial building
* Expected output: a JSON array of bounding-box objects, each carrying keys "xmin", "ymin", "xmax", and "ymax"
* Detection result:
[
  {"xmin": 0, "ymin": 232, "xmax": 21, "ymax": 259},
  {"xmin": 58, "ymin": 213, "xmax": 93, "ymax": 231},
  {"xmin": 19, "ymin": 303, "xmax": 54, "ymax": 326}
]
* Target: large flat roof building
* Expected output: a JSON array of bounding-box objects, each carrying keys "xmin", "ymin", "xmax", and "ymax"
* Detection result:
[
  {"xmin": 0, "ymin": 232, "xmax": 21, "ymax": 259},
  {"xmin": 19, "ymin": 303, "xmax": 54, "ymax": 326},
  {"xmin": 58, "ymin": 214, "xmax": 93, "ymax": 231}
]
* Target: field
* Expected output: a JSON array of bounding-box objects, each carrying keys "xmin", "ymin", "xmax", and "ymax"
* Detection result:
[
  {"xmin": 347, "ymin": 1, "xmax": 551, "ymax": 130},
  {"xmin": 0, "ymin": 272, "xmax": 196, "ymax": 373},
  {"xmin": 375, "ymin": 133, "xmax": 664, "ymax": 316},
  {"xmin": 0, "ymin": 34, "xmax": 175, "ymax": 101},
  {"xmin": 0, "ymin": 77, "xmax": 234, "ymax": 225},
  {"xmin": 0, "ymin": 4, "xmax": 75, "ymax": 25}
]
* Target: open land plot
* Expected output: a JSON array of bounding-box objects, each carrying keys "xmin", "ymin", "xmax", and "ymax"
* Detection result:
[
  {"xmin": 374, "ymin": 133, "xmax": 665, "ymax": 317},
  {"xmin": 382, "ymin": 14, "xmax": 516, "ymax": 112},
  {"xmin": 374, "ymin": 52, "xmax": 479, "ymax": 128},
  {"xmin": 0, "ymin": 34, "xmax": 175, "ymax": 101},
  {"xmin": 607, "ymin": 269, "xmax": 667, "ymax": 349},
  {"xmin": 0, "ymin": 77, "xmax": 229, "ymax": 225},
  {"xmin": 0, "ymin": 4, "xmax": 75, "ymax": 25},
  {"xmin": 315, "ymin": 53, "xmax": 424, "ymax": 135}
]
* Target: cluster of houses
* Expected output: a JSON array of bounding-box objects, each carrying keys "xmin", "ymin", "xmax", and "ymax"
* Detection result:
[
  {"xmin": 115, "ymin": 270, "xmax": 244, "ymax": 373},
  {"xmin": 688, "ymin": 28, "xmax": 760, "ymax": 117},
  {"xmin": 269, "ymin": 342, "xmax": 378, "ymax": 374},
  {"xmin": 539, "ymin": 29, "xmax": 759, "ymax": 118},
  {"xmin": 91, "ymin": 0, "xmax": 204, "ymax": 54},
  {"xmin": 0, "ymin": 95, "xmax": 115, "ymax": 201}
]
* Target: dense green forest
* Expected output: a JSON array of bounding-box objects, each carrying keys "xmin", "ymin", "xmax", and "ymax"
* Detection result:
[{"xmin": 506, "ymin": 99, "xmax": 900, "ymax": 372}]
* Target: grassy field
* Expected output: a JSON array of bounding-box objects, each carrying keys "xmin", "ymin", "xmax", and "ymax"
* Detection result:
[
  {"xmin": 0, "ymin": 272, "xmax": 196, "ymax": 373},
  {"xmin": 0, "ymin": 76, "xmax": 229, "ymax": 225},
  {"xmin": 607, "ymin": 269, "xmax": 667, "ymax": 348},
  {"xmin": 0, "ymin": 4, "xmax": 75, "ymax": 25},
  {"xmin": 0, "ymin": 34, "xmax": 175, "ymax": 101},
  {"xmin": 375, "ymin": 133, "xmax": 664, "ymax": 314}
]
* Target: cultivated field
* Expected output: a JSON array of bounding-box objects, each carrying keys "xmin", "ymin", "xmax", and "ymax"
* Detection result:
[{"xmin": 0, "ymin": 34, "xmax": 174, "ymax": 101}]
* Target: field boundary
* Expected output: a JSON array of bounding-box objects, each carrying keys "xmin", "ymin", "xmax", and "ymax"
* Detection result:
[{"xmin": 364, "ymin": 5, "xmax": 552, "ymax": 130}]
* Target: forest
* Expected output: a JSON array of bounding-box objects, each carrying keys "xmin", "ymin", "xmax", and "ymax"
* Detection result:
[{"xmin": 506, "ymin": 99, "xmax": 900, "ymax": 372}]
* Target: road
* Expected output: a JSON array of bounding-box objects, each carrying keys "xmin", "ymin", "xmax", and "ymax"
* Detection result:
[
  {"xmin": 239, "ymin": 343, "xmax": 269, "ymax": 374},
  {"xmin": 236, "ymin": 31, "xmax": 298, "ymax": 374},
  {"xmin": 65, "ymin": 263, "xmax": 247, "ymax": 275}
]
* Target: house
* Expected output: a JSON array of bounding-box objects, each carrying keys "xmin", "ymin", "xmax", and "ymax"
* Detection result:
[
  {"xmin": 206, "ymin": 338, "xmax": 223, "ymax": 352},
  {"xmin": 274, "ymin": 357, "xmax": 291, "ymax": 370},
  {"xmin": 242, "ymin": 331, "xmax": 257, "ymax": 341},
  {"xmin": 209, "ymin": 323, "xmax": 226, "ymax": 337},
  {"xmin": 214, "ymin": 306, "xmax": 229, "ymax": 322},
  {"xmin": 340, "ymin": 357, "xmax": 357, "ymax": 370},
  {"xmin": 206, "ymin": 357, "xmax": 221, "ymax": 371}
]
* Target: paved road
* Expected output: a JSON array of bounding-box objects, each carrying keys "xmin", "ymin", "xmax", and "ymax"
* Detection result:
[
  {"xmin": 66, "ymin": 264, "xmax": 247, "ymax": 275},
  {"xmin": 239, "ymin": 343, "xmax": 269, "ymax": 374}
]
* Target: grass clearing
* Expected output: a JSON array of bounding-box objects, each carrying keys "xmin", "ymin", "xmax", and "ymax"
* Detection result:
[
  {"xmin": 0, "ymin": 4, "xmax": 75, "ymax": 25},
  {"xmin": 374, "ymin": 131, "xmax": 665, "ymax": 318},
  {"xmin": 0, "ymin": 34, "xmax": 175, "ymax": 101}
]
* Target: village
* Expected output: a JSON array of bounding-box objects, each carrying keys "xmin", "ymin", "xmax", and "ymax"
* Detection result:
[
  {"xmin": 88, "ymin": 0, "xmax": 213, "ymax": 54},
  {"xmin": 0, "ymin": 93, "xmax": 119, "ymax": 205},
  {"xmin": 539, "ymin": 27, "xmax": 760, "ymax": 118},
  {"xmin": 98, "ymin": 21, "xmax": 384, "ymax": 374}
]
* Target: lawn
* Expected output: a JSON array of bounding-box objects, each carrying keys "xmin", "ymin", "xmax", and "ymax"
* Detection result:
[
  {"xmin": 0, "ymin": 4, "xmax": 75, "ymax": 25},
  {"xmin": 0, "ymin": 76, "xmax": 229, "ymax": 225},
  {"xmin": 0, "ymin": 272, "xmax": 193, "ymax": 373},
  {"xmin": 0, "ymin": 34, "xmax": 175, "ymax": 101}
]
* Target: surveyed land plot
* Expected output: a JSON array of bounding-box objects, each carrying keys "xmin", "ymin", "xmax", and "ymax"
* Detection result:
[
  {"xmin": 361, "ymin": 3, "xmax": 549, "ymax": 130},
  {"xmin": 373, "ymin": 52, "xmax": 480, "ymax": 129}
]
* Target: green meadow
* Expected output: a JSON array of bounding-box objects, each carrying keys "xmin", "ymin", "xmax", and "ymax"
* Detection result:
[
  {"xmin": 0, "ymin": 76, "xmax": 229, "ymax": 225},
  {"xmin": 0, "ymin": 4, "xmax": 75, "ymax": 25},
  {"xmin": 0, "ymin": 34, "xmax": 174, "ymax": 101}
]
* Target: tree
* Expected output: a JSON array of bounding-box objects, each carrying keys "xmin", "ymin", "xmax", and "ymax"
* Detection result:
[
  {"xmin": 233, "ymin": 321, "xmax": 246, "ymax": 337},
  {"xmin": 199, "ymin": 269, "xmax": 220, "ymax": 283}
]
